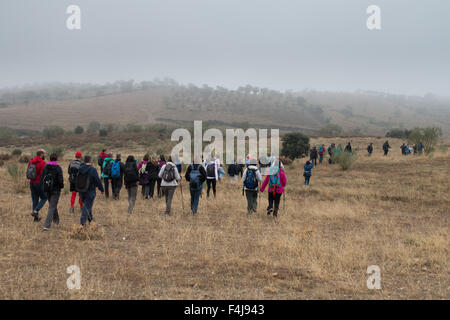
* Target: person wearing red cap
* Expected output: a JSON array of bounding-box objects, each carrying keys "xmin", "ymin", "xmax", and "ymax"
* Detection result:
[{"xmin": 68, "ymin": 152, "xmax": 84, "ymax": 213}]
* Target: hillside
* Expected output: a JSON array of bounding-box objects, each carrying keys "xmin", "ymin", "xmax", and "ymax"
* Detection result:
[{"xmin": 0, "ymin": 82, "xmax": 449, "ymax": 137}]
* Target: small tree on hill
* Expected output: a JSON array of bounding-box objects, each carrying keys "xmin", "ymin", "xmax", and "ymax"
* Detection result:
[
  {"xmin": 281, "ymin": 132, "xmax": 310, "ymax": 160},
  {"xmin": 74, "ymin": 126, "xmax": 84, "ymax": 134}
]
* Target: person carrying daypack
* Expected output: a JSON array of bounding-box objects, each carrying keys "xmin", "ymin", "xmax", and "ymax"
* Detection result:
[
  {"xmin": 98, "ymin": 149, "xmax": 107, "ymax": 168},
  {"xmin": 318, "ymin": 144, "xmax": 325, "ymax": 164},
  {"xmin": 185, "ymin": 157, "xmax": 207, "ymax": 215},
  {"xmin": 101, "ymin": 153, "xmax": 114, "ymax": 199},
  {"xmin": 328, "ymin": 143, "xmax": 335, "ymax": 164},
  {"xmin": 303, "ymin": 160, "xmax": 314, "ymax": 186},
  {"xmin": 345, "ymin": 142, "xmax": 352, "ymax": 153},
  {"xmin": 111, "ymin": 154, "xmax": 125, "ymax": 200},
  {"xmin": 77, "ymin": 156, "xmax": 104, "ymax": 226},
  {"xmin": 242, "ymin": 159, "xmax": 262, "ymax": 214},
  {"xmin": 156, "ymin": 155, "xmax": 166, "ymax": 198},
  {"xmin": 123, "ymin": 155, "xmax": 139, "ymax": 213},
  {"xmin": 383, "ymin": 140, "xmax": 391, "ymax": 156},
  {"xmin": 158, "ymin": 156, "xmax": 181, "ymax": 215},
  {"xmin": 27, "ymin": 149, "xmax": 47, "ymax": 222},
  {"xmin": 68, "ymin": 152, "xmax": 83, "ymax": 213},
  {"xmin": 138, "ymin": 154, "xmax": 150, "ymax": 199},
  {"xmin": 146, "ymin": 156, "xmax": 160, "ymax": 200},
  {"xmin": 309, "ymin": 146, "xmax": 318, "ymax": 166},
  {"xmin": 260, "ymin": 162, "xmax": 287, "ymax": 217},
  {"xmin": 367, "ymin": 143, "xmax": 373, "ymax": 156},
  {"xmin": 204, "ymin": 157, "xmax": 218, "ymax": 198},
  {"xmin": 41, "ymin": 153, "xmax": 64, "ymax": 231}
]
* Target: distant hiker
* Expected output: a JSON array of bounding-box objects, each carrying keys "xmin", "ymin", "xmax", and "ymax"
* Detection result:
[
  {"xmin": 418, "ymin": 142, "xmax": 423, "ymax": 155},
  {"xmin": 413, "ymin": 144, "xmax": 418, "ymax": 155},
  {"xmin": 227, "ymin": 161, "xmax": 240, "ymax": 184},
  {"xmin": 242, "ymin": 159, "xmax": 262, "ymax": 214},
  {"xmin": 345, "ymin": 142, "xmax": 352, "ymax": 153},
  {"xmin": 237, "ymin": 161, "xmax": 245, "ymax": 178},
  {"xmin": 383, "ymin": 140, "xmax": 391, "ymax": 156},
  {"xmin": 328, "ymin": 143, "xmax": 336, "ymax": 164},
  {"xmin": 185, "ymin": 157, "xmax": 207, "ymax": 215},
  {"xmin": 158, "ymin": 156, "xmax": 181, "ymax": 215},
  {"xmin": 27, "ymin": 149, "xmax": 47, "ymax": 222},
  {"xmin": 303, "ymin": 160, "xmax": 314, "ymax": 186},
  {"xmin": 204, "ymin": 156, "xmax": 219, "ymax": 198},
  {"xmin": 260, "ymin": 162, "xmax": 286, "ymax": 217},
  {"xmin": 309, "ymin": 146, "xmax": 318, "ymax": 166},
  {"xmin": 318, "ymin": 144, "xmax": 325, "ymax": 164},
  {"xmin": 98, "ymin": 149, "xmax": 108, "ymax": 168},
  {"xmin": 367, "ymin": 143, "xmax": 373, "ymax": 156},
  {"xmin": 218, "ymin": 164, "xmax": 226, "ymax": 180},
  {"xmin": 101, "ymin": 153, "xmax": 114, "ymax": 199},
  {"xmin": 41, "ymin": 153, "xmax": 64, "ymax": 231},
  {"xmin": 76, "ymin": 156, "xmax": 104, "ymax": 226},
  {"xmin": 111, "ymin": 154, "xmax": 125, "ymax": 200},
  {"xmin": 68, "ymin": 152, "xmax": 83, "ymax": 213},
  {"xmin": 138, "ymin": 154, "xmax": 150, "ymax": 199},
  {"xmin": 156, "ymin": 155, "xmax": 166, "ymax": 198},
  {"xmin": 123, "ymin": 155, "xmax": 139, "ymax": 213},
  {"xmin": 401, "ymin": 143, "xmax": 407, "ymax": 155},
  {"xmin": 145, "ymin": 156, "xmax": 160, "ymax": 200}
]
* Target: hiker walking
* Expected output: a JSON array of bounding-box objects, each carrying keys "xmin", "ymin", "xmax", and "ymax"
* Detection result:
[
  {"xmin": 98, "ymin": 149, "xmax": 108, "ymax": 169},
  {"xmin": 158, "ymin": 156, "xmax": 181, "ymax": 215},
  {"xmin": 367, "ymin": 143, "xmax": 373, "ymax": 156},
  {"xmin": 68, "ymin": 152, "xmax": 83, "ymax": 213},
  {"xmin": 41, "ymin": 153, "xmax": 64, "ymax": 231},
  {"xmin": 242, "ymin": 158, "xmax": 262, "ymax": 214},
  {"xmin": 146, "ymin": 156, "xmax": 160, "ymax": 200},
  {"xmin": 383, "ymin": 140, "xmax": 390, "ymax": 156},
  {"xmin": 138, "ymin": 154, "xmax": 150, "ymax": 199},
  {"xmin": 318, "ymin": 144, "xmax": 325, "ymax": 164},
  {"xmin": 27, "ymin": 149, "xmax": 47, "ymax": 222},
  {"xmin": 345, "ymin": 142, "xmax": 352, "ymax": 153},
  {"xmin": 227, "ymin": 161, "xmax": 239, "ymax": 184},
  {"xmin": 204, "ymin": 156, "xmax": 219, "ymax": 198},
  {"xmin": 327, "ymin": 143, "xmax": 336, "ymax": 164},
  {"xmin": 156, "ymin": 155, "xmax": 166, "ymax": 198},
  {"xmin": 418, "ymin": 142, "xmax": 423, "ymax": 155},
  {"xmin": 76, "ymin": 156, "xmax": 104, "ymax": 226},
  {"xmin": 303, "ymin": 160, "xmax": 314, "ymax": 186},
  {"xmin": 101, "ymin": 153, "xmax": 114, "ymax": 199},
  {"xmin": 123, "ymin": 155, "xmax": 139, "ymax": 213},
  {"xmin": 260, "ymin": 161, "xmax": 286, "ymax": 217},
  {"xmin": 185, "ymin": 157, "xmax": 207, "ymax": 215},
  {"xmin": 309, "ymin": 146, "xmax": 318, "ymax": 166},
  {"xmin": 111, "ymin": 154, "xmax": 125, "ymax": 200}
]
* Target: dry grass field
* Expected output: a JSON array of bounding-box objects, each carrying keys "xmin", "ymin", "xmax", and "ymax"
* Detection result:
[{"xmin": 0, "ymin": 137, "xmax": 448, "ymax": 299}]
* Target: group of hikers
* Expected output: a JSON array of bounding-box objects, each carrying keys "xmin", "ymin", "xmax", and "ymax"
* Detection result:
[{"xmin": 26, "ymin": 139, "xmax": 416, "ymax": 231}]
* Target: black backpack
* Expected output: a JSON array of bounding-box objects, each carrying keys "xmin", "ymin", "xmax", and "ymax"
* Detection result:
[
  {"xmin": 124, "ymin": 163, "xmax": 138, "ymax": 183},
  {"xmin": 42, "ymin": 171, "xmax": 57, "ymax": 193},
  {"xmin": 26, "ymin": 162, "xmax": 37, "ymax": 180},
  {"xmin": 75, "ymin": 170, "xmax": 91, "ymax": 193},
  {"xmin": 68, "ymin": 160, "xmax": 82, "ymax": 183},
  {"xmin": 162, "ymin": 163, "xmax": 176, "ymax": 182},
  {"xmin": 206, "ymin": 163, "xmax": 216, "ymax": 178},
  {"xmin": 102, "ymin": 159, "xmax": 113, "ymax": 177}
]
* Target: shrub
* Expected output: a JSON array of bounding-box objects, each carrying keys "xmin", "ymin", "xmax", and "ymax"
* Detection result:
[
  {"xmin": 7, "ymin": 163, "xmax": 27, "ymax": 193},
  {"xmin": 74, "ymin": 126, "xmax": 84, "ymax": 134},
  {"xmin": 99, "ymin": 129, "xmax": 108, "ymax": 137},
  {"xmin": 46, "ymin": 146, "xmax": 64, "ymax": 159},
  {"xmin": 87, "ymin": 121, "xmax": 101, "ymax": 133},
  {"xmin": 279, "ymin": 156, "xmax": 292, "ymax": 166},
  {"xmin": 11, "ymin": 149, "xmax": 22, "ymax": 156},
  {"xmin": 408, "ymin": 127, "xmax": 443, "ymax": 155},
  {"xmin": 281, "ymin": 132, "xmax": 310, "ymax": 159},
  {"xmin": 0, "ymin": 153, "xmax": 11, "ymax": 160},
  {"xmin": 334, "ymin": 151, "xmax": 358, "ymax": 171},
  {"xmin": 43, "ymin": 126, "xmax": 65, "ymax": 139},
  {"xmin": 19, "ymin": 155, "xmax": 31, "ymax": 163},
  {"xmin": 386, "ymin": 128, "xmax": 411, "ymax": 139}
]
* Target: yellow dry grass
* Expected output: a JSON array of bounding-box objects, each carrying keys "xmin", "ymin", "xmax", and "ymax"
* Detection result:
[{"xmin": 0, "ymin": 138, "xmax": 448, "ymax": 299}]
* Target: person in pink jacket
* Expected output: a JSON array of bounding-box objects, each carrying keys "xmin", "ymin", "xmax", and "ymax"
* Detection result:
[{"xmin": 260, "ymin": 163, "xmax": 287, "ymax": 217}]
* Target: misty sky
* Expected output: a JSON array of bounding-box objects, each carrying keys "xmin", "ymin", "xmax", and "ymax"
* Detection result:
[{"xmin": 0, "ymin": 0, "xmax": 449, "ymax": 95}]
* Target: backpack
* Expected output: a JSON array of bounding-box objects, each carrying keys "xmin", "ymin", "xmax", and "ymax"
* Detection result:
[
  {"xmin": 26, "ymin": 162, "xmax": 37, "ymax": 180},
  {"xmin": 111, "ymin": 161, "xmax": 121, "ymax": 178},
  {"xmin": 102, "ymin": 159, "xmax": 113, "ymax": 177},
  {"xmin": 124, "ymin": 163, "xmax": 138, "ymax": 183},
  {"xmin": 42, "ymin": 170, "xmax": 57, "ymax": 193},
  {"xmin": 162, "ymin": 163, "xmax": 176, "ymax": 182},
  {"xmin": 139, "ymin": 163, "xmax": 147, "ymax": 176},
  {"xmin": 189, "ymin": 165, "xmax": 202, "ymax": 191},
  {"xmin": 268, "ymin": 172, "xmax": 281, "ymax": 193},
  {"xmin": 68, "ymin": 160, "xmax": 81, "ymax": 183},
  {"xmin": 75, "ymin": 170, "xmax": 90, "ymax": 193},
  {"xmin": 206, "ymin": 163, "xmax": 216, "ymax": 178},
  {"xmin": 244, "ymin": 168, "xmax": 258, "ymax": 189}
]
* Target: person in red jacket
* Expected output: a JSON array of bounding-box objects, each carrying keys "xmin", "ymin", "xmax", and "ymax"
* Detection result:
[{"xmin": 28, "ymin": 149, "xmax": 47, "ymax": 222}]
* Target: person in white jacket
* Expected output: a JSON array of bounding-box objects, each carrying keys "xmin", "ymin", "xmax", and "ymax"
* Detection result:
[
  {"xmin": 203, "ymin": 156, "xmax": 219, "ymax": 198},
  {"xmin": 158, "ymin": 156, "xmax": 181, "ymax": 215},
  {"xmin": 242, "ymin": 158, "xmax": 263, "ymax": 214}
]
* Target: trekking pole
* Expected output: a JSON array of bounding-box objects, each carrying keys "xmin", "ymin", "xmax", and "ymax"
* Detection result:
[{"xmin": 180, "ymin": 183, "xmax": 185, "ymax": 213}]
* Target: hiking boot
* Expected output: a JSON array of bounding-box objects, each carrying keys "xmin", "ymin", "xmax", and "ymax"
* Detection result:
[
  {"xmin": 69, "ymin": 208, "xmax": 74, "ymax": 213},
  {"xmin": 42, "ymin": 227, "xmax": 50, "ymax": 231},
  {"xmin": 267, "ymin": 208, "xmax": 273, "ymax": 216},
  {"xmin": 33, "ymin": 215, "xmax": 41, "ymax": 222},
  {"xmin": 273, "ymin": 212, "xmax": 278, "ymax": 218}
]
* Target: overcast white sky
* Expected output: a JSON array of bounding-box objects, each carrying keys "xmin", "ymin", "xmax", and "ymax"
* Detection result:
[{"xmin": 0, "ymin": 0, "xmax": 449, "ymax": 95}]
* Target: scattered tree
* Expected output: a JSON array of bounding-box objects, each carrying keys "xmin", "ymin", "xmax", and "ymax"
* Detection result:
[{"xmin": 281, "ymin": 132, "xmax": 310, "ymax": 159}]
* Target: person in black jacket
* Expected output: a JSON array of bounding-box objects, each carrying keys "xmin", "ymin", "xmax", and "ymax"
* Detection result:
[
  {"xmin": 111, "ymin": 154, "xmax": 125, "ymax": 200},
  {"xmin": 124, "ymin": 155, "xmax": 139, "ymax": 213},
  {"xmin": 78, "ymin": 156, "xmax": 104, "ymax": 226},
  {"xmin": 309, "ymin": 146, "xmax": 318, "ymax": 166},
  {"xmin": 345, "ymin": 142, "xmax": 352, "ymax": 153},
  {"xmin": 42, "ymin": 153, "xmax": 64, "ymax": 231},
  {"xmin": 146, "ymin": 156, "xmax": 160, "ymax": 200},
  {"xmin": 185, "ymin": 157, "xmax": 207, "ymax": 215}
]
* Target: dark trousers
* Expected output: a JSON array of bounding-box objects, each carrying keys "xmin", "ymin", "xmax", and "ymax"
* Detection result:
[
  {"xmin": 161, "ymin": 186, "xmax": 176, "ymax": 214},
  {"xmin": 127, "ymin": 185, "xmax": 138, "ymax": 213},
  {"xmin": 245, "ymin": 190, "xmax": 258, "ymax": 213},
  {"xmin": 267, "ymin": 192, "xmax": 282, "ymax": 216},
  {"xmin": 304, "ymin": 175, "xmax": 311, "ymax": 185},
  {"xmin": 80, "ymin": 192, "xmax": 96, "ymax": 226},
  {"xmin": 157, "ymin": 178, "xmax": 162, "ymax": 197},
  {"xmin": 206, "ymin": 179, "xmax": 216, "ymax": 197},
  {"xmin": 149, "ymin": 179, "xmax": 156, "ymax": 199},
  {"xmin": 384, "ymin": 149, "xmax": 389, "ymax": 156},
  {"xmin": 30, "ymin": 182, "xmax": 47, "ymax": 213},
  {"xmin": 319, "ymin": 154, "xmax": 324, "ymax": 164},
  {"xmin": 190, "ymin": 186, "xmax": 202, "ymax": 214},
  {"xmin": 103, "ymin": 178, "xmax": 111, "ymax": 198},
  {"xmin": 141, "ymin": 184, "xmax": 150, "ymax": 198},
  {"xmin": 311, "ymin": 157, "xmax": 317, "ymax": 166},
  {"xmin": 112, "ymin": 178, "xmax": 122, "ymax": 199},
  {"xmin": 44, "ymin": 192, "xmax": 60, "ymax": 228}
]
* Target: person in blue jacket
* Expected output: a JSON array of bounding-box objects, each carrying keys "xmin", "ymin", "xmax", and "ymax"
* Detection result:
[{"xmin": 303, "ymin": 160, "xmax": 314, "ymax": 186}]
